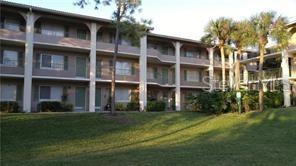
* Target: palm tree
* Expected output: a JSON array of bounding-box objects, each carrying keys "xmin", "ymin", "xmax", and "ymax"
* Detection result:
[
  {"xmin": 250, "ymin": 11, "xmax": 289, "ymax": 111},
  {"xmin": 230, "ymin": 20, "xmax": 254, "ymax": 90},
  {"xmin": 204, "ymin": 17, "xmax": 233, "ymax": 91}
]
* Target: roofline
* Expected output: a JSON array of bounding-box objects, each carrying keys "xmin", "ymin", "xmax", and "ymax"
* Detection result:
[
  {"xmin": 1, "ymin": 0, "xmax": 112, "ymax": 23},
  {"xmin": 1, "ymin": 0, "xmax": 214, "ymax": 47},
  {"xmin": 148, "ymin": 33, "xmax": 211, "ymax": 47}
]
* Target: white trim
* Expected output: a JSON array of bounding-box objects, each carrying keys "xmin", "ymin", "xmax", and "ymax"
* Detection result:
[
  {"xmin": 0, "ymin": 38, "xmax": 26, "ymax": 43},
  {"xmin": 0, "ymin": 74, "xmax": 24, "ymax": 78},
  {"xmin": 180, "ymin": 85, "xmax": 210, "ymax": 89},
  {"xmin": 96, "ymin": 79, "xmax": 139, "ymax": 84},
  {"xmin": 147, "ymin": 55, "xmax": 175, "ymax": 64},
  {"xmin": 32, "ymin": 76, "xmax": 89, "ymax": 81},
  {"xmin": 147, "ymin": 82, "xmax": 176, "ymax": 88},
  {"xmin": 96, "ymin": 48, "xmax": 140, "ymax": 57},
  {"xmin": 34, "ymin": 42, "xmax": 90, "ymax": 51}
]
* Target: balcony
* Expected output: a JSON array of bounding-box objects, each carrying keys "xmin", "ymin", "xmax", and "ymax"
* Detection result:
[
  {"xmin": 248, "ymin": 68, "xmax": 282, "ymax": 81},
  {"xmin": 34, "ymin": 33, "xmax": 91, "ymax": 49},
  {"xmin": 214, "ymin": 60, "xmax": 230, "ymax": 68},
  {"xmin": 147, "ymin": 48, "xmax": 176, "ymax": 63},
  {"xmin": 147, "ymin": 77, "xmax": 175, "ymax": 86},
  {"xmin": 0, "ymin": 28, "xmax": 26, "ymax": 42},
  {"xmin": 96, "ymin": 42, "xmax": 140, "ymax": 56},
  {"xmin": 180, "ymin": 56, "xmax": 210, "ymax": 66},
  {"xmin": 33, "ymin": 61, "xmax": 90, "ymax": 80},
  {"xmin": 0, "ymin": 60, "xmax": 24, "ymax": 76},
  {"xmin": 97, "ymin": 68, "xmax": 139, "ymax": 83}
]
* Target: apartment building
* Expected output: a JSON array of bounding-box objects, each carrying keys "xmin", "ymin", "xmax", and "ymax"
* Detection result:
[
  {"xmin": 240, "ymin": 21, "xmax": 296, "ymax": 106},
  {"xmin": 0, "ymin": 1, "xmax": 294, "ymax": 112},
  {"xmin": 0, "ymin": 1, "xmax": 232, "ymax": 112}
]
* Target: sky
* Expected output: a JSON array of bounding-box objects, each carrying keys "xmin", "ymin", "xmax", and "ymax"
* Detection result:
[{"xmin": 5, "ymin": 0, "xmax": 296, "ymax": 40}]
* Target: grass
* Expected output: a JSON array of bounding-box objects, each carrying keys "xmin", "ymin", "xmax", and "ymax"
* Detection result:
[{"xmin": 1, "ymin": 107, "xmax": 296, "ymax": 166}]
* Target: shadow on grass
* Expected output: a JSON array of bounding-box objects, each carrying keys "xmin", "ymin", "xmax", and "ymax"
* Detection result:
[{"xmin": 1, "ymin": 109, "xmax": 296, "ymax": 165}]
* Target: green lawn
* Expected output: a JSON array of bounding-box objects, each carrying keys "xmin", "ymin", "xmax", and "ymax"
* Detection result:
[{"xmin": 1, "ymin": 108, "xmax": 296, "ymax": 166}]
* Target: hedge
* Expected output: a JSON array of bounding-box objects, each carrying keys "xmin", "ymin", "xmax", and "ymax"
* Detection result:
[
  {"xmin": 0, "ymin": 101, "xmax": 21, "ymax": 113},
  {"xmin": 188, "ymin": 90, "xmax": 284, "ymax": 114},
  {"xmin": 147, "ymin": 101, "xmax": 166, "ymax": 112},
  {"xmin": 38, "ymin": 101, "xmax": 73, "ymax": 112}
]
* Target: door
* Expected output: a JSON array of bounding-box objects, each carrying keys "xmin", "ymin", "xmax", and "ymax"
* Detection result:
[
  {"xmin": 75, "ymin": 87, "xmax": 86, "ymax": 112},
  {"xmin": 76, "ymin": 57, "xmax": 86, "ymax": 77},
  {"xmin": 162, "ymin": 68, "xmax": 168, "ymax": 84},
  {"xmin": 95, "ymin": 88, "xmax": 101, "ymax": 111}
]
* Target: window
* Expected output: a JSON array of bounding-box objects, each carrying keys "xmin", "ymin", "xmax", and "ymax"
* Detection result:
[
  {"xmin": 77, "ymin": 29, "xmax": 88, "ymax": 40},
  {"xmin": 1, "ymin": 50, "xmax": 18, "ymax": 67},
  {"xmin": 0, "ymin": 84, "xmax": 17, "ymax": 101},
  {"xmin": 96, "ymin": 60, "xmax": 102, "ymax": 78},
  {"xmin": 147, "ymin": 67, "xmax": 157, "ymax": 80},
  {"xmin": 116, "ymin": 61, "xmax": 132, "ymax": 75},
  {"xmin": 39, "ymin": 86, "xmax": 62, "ymax": 101},
  {"xmin": 160, "ymin": 46, "xmax": 169, "ymax": 55},
  {"xmin": 115, "ymin": 88, "xmax": 130, "ymax": 102},
  {"xmin": 4, "ymin": 19, "xmax": 20, "ymax": 31},
  {"xmin": 185, "ymin": 50, "xmax": 196, "ymax": 58},
  {"xmin": 41, "ymin": 24, "xmax": 64, "ymax": 37},
  {"xmin": 186, "ymin": 70, "xmax": 200, "ymax": 82},
  {"xmin": 41, "ymin": 54, "xmax": 64, "ymax": 70},
  {"xmin": 147, "ymin": 68, "xmax": 154, "ymax": 79}
]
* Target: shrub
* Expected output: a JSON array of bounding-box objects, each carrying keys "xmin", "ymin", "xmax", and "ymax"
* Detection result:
[
  {"xmin": 147, "ymin": 101, "xmax": 166, "ymax": 112},
  {"xmin": 264, "ymin": 91, "xmax": 283, "ymax": 108},
  {"xmin": 292, "ymin": 95, "xmax": 296, "ymax": 106},
  {"xmin": 126, "ymin": 101, "xmax": 139, "ymax": 111},
  {"xmin": 115, "ymin": 103, "xmax": 126, "ymax": 111},
  {"xmin": 0, "ymin": 101, "xmax": 21, "ymax": 113},
  {"xmin": 242, "ymin": 90, "xmax": 259, "ymax": 112},
  {"xmin": 38, "ymin": 101, "xmax": 73, "ymax": 112},
  {"xmin": 189, "ymin": 90, "xmax": 285, "ymax": 114}
]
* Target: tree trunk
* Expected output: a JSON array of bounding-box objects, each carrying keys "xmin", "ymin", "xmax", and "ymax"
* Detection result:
[
  {"xmin": 235, "ymin": 50, "xmax": 241, "ymax": 90},
  {"xmin": 111, "ymin": 19, "xmax": 120, "ymax": 115},
  {"xmin": 220, "ymin": 46, "xmax": 226, "ymax": 91},
  {"xmin": 258, "ymin": 45, "xmax": 264, "ymax": 112}
]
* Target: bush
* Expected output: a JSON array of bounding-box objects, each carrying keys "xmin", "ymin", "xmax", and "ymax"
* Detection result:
[
  {"xmin": 38, "ymin": 101, "xmax": 73, "ymax": 112},
  {"xmin": 264, "ymin": 91, "xmax": 283, "ymax": 108},
  {"xmin": 147, "ymin": 101, "xmax": 166, "ymax": 112},
  {"xmin": 0, "ymin": 101, "xmax": 21, "ymax": 113},
  {"xmin": 126, "ymin": 101, "xmax": 139, "ymax": 111},
  {"xmin": 115, "ymin": 103, "xmax": 126, "ymax": 111},
  {"xmin": 188, "ymin": 90, "xmax": 284, "ymax": 114}
]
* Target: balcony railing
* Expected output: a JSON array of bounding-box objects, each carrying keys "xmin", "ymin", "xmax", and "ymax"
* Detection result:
[{"xmin": 248, "ymin": 69, "xmax": 282, "ymax": 81}]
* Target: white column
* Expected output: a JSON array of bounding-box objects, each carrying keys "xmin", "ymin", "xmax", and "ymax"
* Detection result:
[
  {"xmin": 208, "ymin": 48, "xmax": 214, "ymax": 91},
  {"xmin": 174, "ymin": 42, "xmax": 181, "ymax": 111},
  {"xmin": 281, "ymin": 49, "xmax": 291, "ymax": 107},
  {"xmin": 139, "ymin": 35, "xmax": 147, "ymax": 111},
  {"xmin": 243, "ymin": 65, "xmax": 248, "ymax": 84},
  {"xmin": 23, "ymin": 12, "xmax": 34, "ymax": 112},
  {"xmin": 229, "ymin": 52, "xmax": 234, "ymax": 89},
  {"xmin": 89, "ymin": 23, "xmax": 97, "ymax": 112}
]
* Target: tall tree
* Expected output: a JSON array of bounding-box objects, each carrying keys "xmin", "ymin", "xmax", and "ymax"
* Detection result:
[
  {"xmin": 230, "ymin": 20, "xmax": 254, "ymax": 90},
  {"xmin": 250, "ymin": 11, "xmax": 289, "ymax": 111},
  {"xmin": 75, "ymin": 0, "xmax": 151, "ymax": 114},
  {"xmin": 204, "ymin": 17, "xmax": 233, "ymax": 91}
]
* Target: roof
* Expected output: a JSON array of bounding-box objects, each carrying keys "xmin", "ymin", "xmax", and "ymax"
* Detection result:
[{"xmin": 0, "ymin": 0, "xmax": 211, "ymax": 47}]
